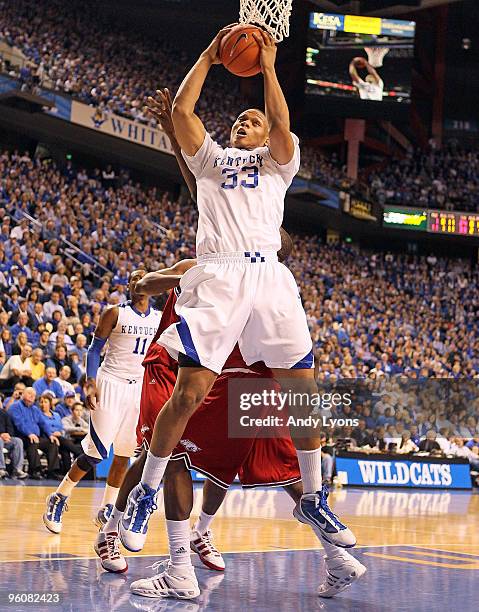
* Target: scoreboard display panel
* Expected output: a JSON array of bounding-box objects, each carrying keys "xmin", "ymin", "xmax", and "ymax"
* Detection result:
[
  {"xmin": 428, "ymin": 211, "xmax": 479, "ymax": 237},
  {"xmin": 383, "ymin": 206, "xmax": 479, "ymax": 238}
]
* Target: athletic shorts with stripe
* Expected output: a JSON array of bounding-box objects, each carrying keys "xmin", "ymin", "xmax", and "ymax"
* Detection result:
[
  {"xmin": 157, "ymin": 253, "xmax": 313, "ymax": 374},
  {"xmin": 137, "ymin": 360, "xmax": 300, "ymax": 489},
  {"xmin": 82, "ymin": 372, "xmax": 141, "ymax": 460}
]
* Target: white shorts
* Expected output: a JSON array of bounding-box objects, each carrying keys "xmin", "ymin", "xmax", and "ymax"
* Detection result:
[
  {"xmin": 81, "ymin": 373, "xmax": 142, "ymax": 460},
  {"xmin": 157, "ymin": 251, "xmax": 313, "ymax": 374}
]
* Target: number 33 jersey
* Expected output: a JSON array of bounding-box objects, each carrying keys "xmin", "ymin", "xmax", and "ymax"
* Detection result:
[
  {"xmin": 99, "ymin": 302, "xmax": 161, "ymax": 381},
  {"xmin": 182, "ymin": 131, "xmax": 300, "ymax": 256}
]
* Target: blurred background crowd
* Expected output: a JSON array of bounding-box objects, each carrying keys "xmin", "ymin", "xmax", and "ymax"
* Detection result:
[
  {"xmin": 1, "ymin": 149, "xmax": 479, "ymax": 481},
  {"xmin": 2, "ymin": 0, "xmax": 479, "ymax": 213}
]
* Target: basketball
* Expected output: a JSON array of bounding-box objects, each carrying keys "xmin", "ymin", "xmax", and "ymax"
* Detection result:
[
  {"xmin": 220, "ymin": 24, "xmax": 262, "ymax": 77},
  {"xmin": 353, "ymin": 56, "xmax": 368, "ymax": 68}
]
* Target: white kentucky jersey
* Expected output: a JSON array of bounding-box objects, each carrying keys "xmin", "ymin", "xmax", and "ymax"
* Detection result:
[
  {"xmin": 99, "ymin": 302, "xmax": 160, "ymax": 380},
  {"xmin": 355, "ymin": 78, "xmax": 384, "ymax": 101},
  {"xmin": 182, "ymin": 131, "xmax": 300, "ymax": 255}
]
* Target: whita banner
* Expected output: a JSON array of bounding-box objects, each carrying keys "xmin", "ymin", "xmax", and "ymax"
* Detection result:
[{"xmin": 70, "ymin": 100, "xmax": 174, "ymax": 155}]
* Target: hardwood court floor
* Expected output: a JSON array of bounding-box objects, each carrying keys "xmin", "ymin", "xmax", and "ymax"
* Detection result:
[{"xmin": 0, "ymin": 482, "xmax": 478, "ymax": 611}]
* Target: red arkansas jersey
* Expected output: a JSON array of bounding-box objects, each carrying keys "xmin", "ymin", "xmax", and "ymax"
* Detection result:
[
  {"xmin": 142, "ymin": 287, "xmax": 179, "ymax": 370},
  {"xmin": 143, "ymin": 287, "xmax": 270, "ymax": 375}
]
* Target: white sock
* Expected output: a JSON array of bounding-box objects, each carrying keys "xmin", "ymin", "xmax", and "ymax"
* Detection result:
[
  {"xmin": 56, "ymin": 474, "xmax": 77, "ymax": 497},
  {"xmin": 296, "ymin": 448, "xmax": 323, "ymax": 494},
  {"xmin": 103, "ymin": 505, "xmax": 123, "ymax": 533},
  {"xmin": 142, "ymin": 451, "xmax": 171, "ymax": 490},
  {"xmin": 101, "ymin": 484, "xmax": 120, "ymax": 507},
  {"xmin": 166, "ymin": 519, "xmax": 193, "ymax": 568},
  {"xmin": 320, "ymin": 536, "xmax": 351, "ymax": 563},
  {"xmin": 194, "ymin": 510, "xmax": 215, "ymax": 535}
]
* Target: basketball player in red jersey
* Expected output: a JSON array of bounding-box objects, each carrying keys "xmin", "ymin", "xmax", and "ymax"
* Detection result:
[
  {"xmin": 93, "ymin": 89, "xmax": 365, "ymax": 600},
  {"xmin": 96, "ymin": 251, "xmax": 365, "ymax": 600}
]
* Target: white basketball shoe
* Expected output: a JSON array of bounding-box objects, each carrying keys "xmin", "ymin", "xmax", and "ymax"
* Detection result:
[
  {"xmin": 94, "ymin": 530, "xmax": 128, "ymax": 573},
  {"xmin": 190, "ymin": 529, "xmax": 225, "ymax": 571},
  {"xmin": 43, "ymin": 493, "xmax": 68, "ymax": 534},
  {"xmin": 318, "ymin": 554, "xmax": 366, "ymax": 598},
  {"xmin": 130, "ymin": 560, "xmax": 200, "ymax": 600}
]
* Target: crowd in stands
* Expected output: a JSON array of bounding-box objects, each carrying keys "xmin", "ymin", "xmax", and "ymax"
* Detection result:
[
  {"xmin": 1, "ymin": 146, "xmax": 479, "ymax": 481},
  {"xmin": 367, "ymin": 143, "xmax": 479, "ymax": 213},
  {"xmin": 297, "ymin": 146, "xmax": 347, "ymax": 189},
  {"xmin": 0, "ymin": 0, "xmax": 242, "ymax": 145},
  {"xmin": 3, "ymin": 1, "xmax": 479, "ymax": 214},
  {"xmin": 324, "ymin": 378, "xmax": 479, "ymax": 477}
]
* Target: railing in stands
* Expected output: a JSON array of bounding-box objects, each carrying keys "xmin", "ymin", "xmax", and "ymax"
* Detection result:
[{"xmin": 8, "ymin": 208, "xmax": 108, "ymax": 280}]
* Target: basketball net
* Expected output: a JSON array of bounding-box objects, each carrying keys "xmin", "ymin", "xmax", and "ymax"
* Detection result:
[
  {"xmin": 239, "ymin": 0, "xmax": 293, "ymax": 42},
  {"xmin": 365, "ymin": 47, "xmax": 389, "ymax": 68}
]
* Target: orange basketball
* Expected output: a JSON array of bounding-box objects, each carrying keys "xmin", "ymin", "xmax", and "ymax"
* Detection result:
[
  {"xmin": 353, "ymin": 56, "xmax": 368, "ymax": 69},
  {"xmin": 219, "ymin": 24, "xmax": 262, "ymax": 77}
]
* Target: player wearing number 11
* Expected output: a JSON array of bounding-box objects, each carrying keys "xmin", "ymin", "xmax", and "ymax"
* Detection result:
[{"xmin": 43, "ymin": 270, "xmax": 160, "ymax": 535}]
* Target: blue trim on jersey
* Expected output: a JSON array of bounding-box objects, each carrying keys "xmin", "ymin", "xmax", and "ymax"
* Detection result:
[
  {"xmin": 176, "ymin": 316, "xmax": 200, "ymax": 363},
  {"xmin": 130, "ymin": 303, "xmax": 151, "ymax": 318},
  {"xmin": 89, "ymin": 419, "xmax": 108, "ymax": 459},
  {"xmin": 291, "ymin": 349, "xmax": 314, "ymax": 369}
]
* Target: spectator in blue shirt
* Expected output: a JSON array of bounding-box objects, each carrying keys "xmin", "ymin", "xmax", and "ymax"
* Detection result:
[
  {"xmin": 33, "ymin": 367, "xmax": 64, "ymax": 402},
  {"xmin": 10, "ymin": 312, "xmax": 34, "ymax": 343},
  {"xmin": 46, "ymin": 345, "xmax": 81, "ymax": 382},
  {"xmin": 0, "ymin": 405, "xmax": 28, "ymax": 480},
  {"xmin": 8, "ymin": 387, "xmax": 60, "ymax": 478},
  {"xmin": 54, "ymin": 391, "xmax": 76, "ymax": 419},
  {"xmin": 38, "ymin": 394, "xmax": 81, "ymax": 472}
]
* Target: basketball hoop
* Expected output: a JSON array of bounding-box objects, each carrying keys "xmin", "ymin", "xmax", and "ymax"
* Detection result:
[
  {"xmin": 365, "ymin": 47, "xmax": 389, "ymax": 68},
  {"xmin": 239, "ymin": 0, "xmax": 293, "ymax": 42}
]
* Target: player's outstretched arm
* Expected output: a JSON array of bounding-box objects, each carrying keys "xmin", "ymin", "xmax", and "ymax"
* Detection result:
[
  {"xmin": 146, "ymin": 88, "xmax": 197, "ymax": 202},
  {"xmin": 253, "ymin": 30, "xmax": 294, "ymax": 165},
  {"xmin": 349, "ymin": 60, "xmax": 361, "ymax": 83},
  {"xmin": 135, "ymin": 259, "xmax": 197, "ymax": 296},
  {"xmin": 85, "ymin": 306, "xmax": 118, "ymax": 409},
  {"xmin": 172, "ymin": 25, "xmax": 233, "ymax": 155},
  {"xmin": 365, "ymin": 63, "xmax": 381, "ymax": 85}
]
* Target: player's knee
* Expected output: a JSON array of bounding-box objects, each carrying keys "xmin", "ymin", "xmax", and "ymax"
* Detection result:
[
  {"xmin": 170, "ymin": 387, "xmax": 205, "ymax": 418},
  {"xmin": 76, "ymin": 453, "xmax": 101, "ymax": 472},
  {"xmin": 165, "ymin": 459, "xmax": 188, "ymax": 478},
  {"xmin": 112, "ymin": 454, "xmax": 130, "ymax": 466}
]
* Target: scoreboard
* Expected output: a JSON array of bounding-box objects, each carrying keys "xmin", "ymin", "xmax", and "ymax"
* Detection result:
[
  {"xmin": 428, "ymin": 211, "xmax": 479, "ymax": 237},
  {"xmin": 383, "ymin": 206, "xmax": 479, "ymax": 238}
]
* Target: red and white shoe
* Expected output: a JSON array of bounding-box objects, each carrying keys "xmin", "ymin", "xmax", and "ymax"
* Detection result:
[
  {"xmin": 94, "ymin": 531, "xmax": 128, "ymax": 573},
  {"xmin": 190, "ymin": 530, "xmax": 225, "ymax": 571}
]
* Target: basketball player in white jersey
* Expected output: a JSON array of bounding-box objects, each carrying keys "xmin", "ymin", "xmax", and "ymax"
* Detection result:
[
  {"xmin": 349, "ymin": 56, "xmax": 384, "ymax": 101},
  {"xmin": 43, "ymin": 270, "xmax": 161, "ymax": 534},
  {"xmin": 124, "ymin": 27, "xmax": 355, "ymax": 598}
]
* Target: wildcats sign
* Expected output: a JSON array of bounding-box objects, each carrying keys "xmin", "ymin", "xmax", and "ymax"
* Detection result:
[
  {"xmin": 335, "ymin": 456, "xmax": 471, "ymax": 489},
  {"xmin": 358, "ymin": 460, "xmax": 452, "ymax": 487},
  {"xmin": 70, "ymin": 101, "xmax": 174, "ymax": 155}
]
